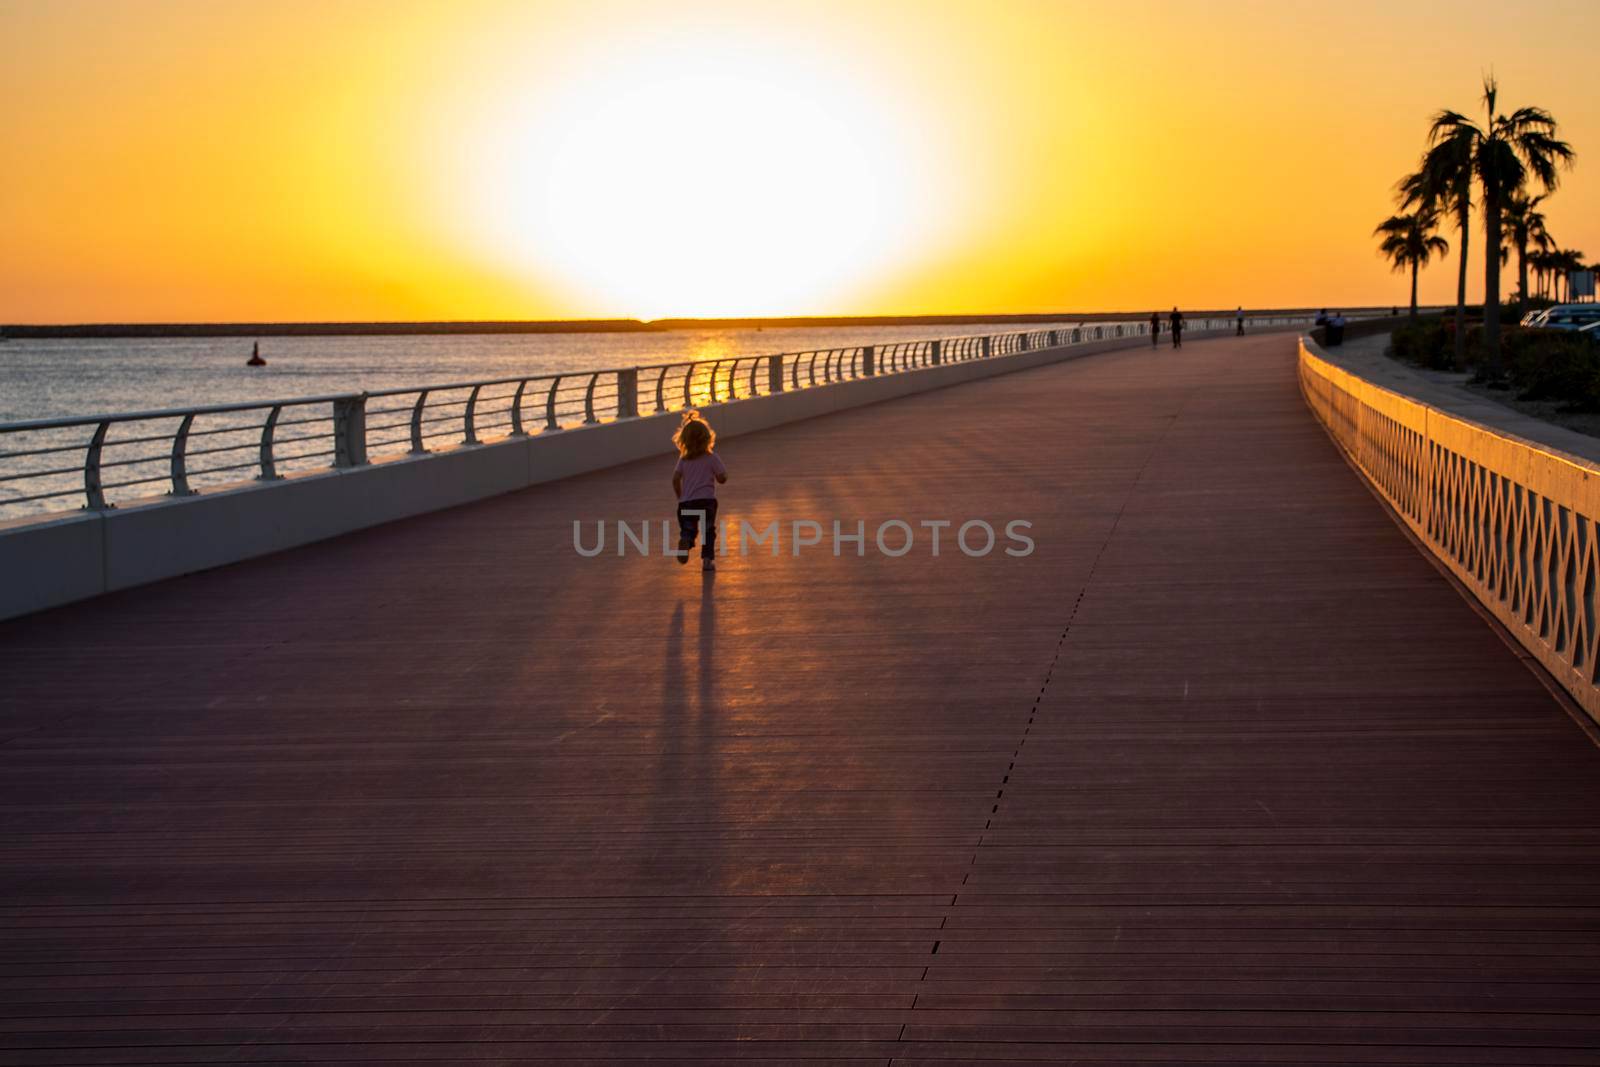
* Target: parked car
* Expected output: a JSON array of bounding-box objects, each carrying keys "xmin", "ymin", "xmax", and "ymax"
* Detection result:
[{"xmin": 1530, "ymin": 304, "xmax": 1600, "ymax": 331}]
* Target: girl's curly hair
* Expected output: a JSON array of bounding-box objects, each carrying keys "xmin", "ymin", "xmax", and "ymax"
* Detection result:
[{"xmin": 672, "ymin": 409, "xmax": 715, "ymax": 459}]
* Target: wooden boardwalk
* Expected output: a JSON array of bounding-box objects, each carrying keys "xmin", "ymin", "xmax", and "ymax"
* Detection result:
[{"xmin": 4, "ymin": 332, "xmax": 1600, "ymax": 1064}]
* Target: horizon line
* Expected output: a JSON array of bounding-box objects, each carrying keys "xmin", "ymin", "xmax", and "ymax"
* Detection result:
[{"xmin": 2, "ymin": 304, "xmax": 1419, "ymax": 338}]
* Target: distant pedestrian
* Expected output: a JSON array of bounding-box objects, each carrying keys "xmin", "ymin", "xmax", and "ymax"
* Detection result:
[
  {"xmin": 1235, "ymin": 306, "xmax": 1245, "ymax": 336},
  {"xmin": 672, "ymin": 410, "xmax": 727, "ymax": 573},
  {"xmin": 1169, "ymin": 307, "xmax": 1185, "ymax": 349},
  {"xmin": 1326, "ymin": 311, "xmax": 1348, "ymax": 346},
  {"xmin": 1314, "ymin": 308, "xmax": 1329, "ymax": 327},
  {"xmin": 1149, "ymin": 311, "xmax": 1160, "ymax": 347}
]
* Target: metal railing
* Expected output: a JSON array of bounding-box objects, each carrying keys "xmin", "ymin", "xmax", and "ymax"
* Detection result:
[{"xmin": 1, "ymin": 316, "xmax": 1312, "ymax": 520}]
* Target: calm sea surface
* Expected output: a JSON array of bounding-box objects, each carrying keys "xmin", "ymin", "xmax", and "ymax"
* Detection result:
[{"xmin": 0, "ymin": 322, "xmax": 1098, "ymax": 423}]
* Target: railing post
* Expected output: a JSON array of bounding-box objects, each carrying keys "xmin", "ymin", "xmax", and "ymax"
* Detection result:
[
  {"xmin": 930, "ymin": 339, "xmax": 942, "ymax": 366},
  {"xmin": 981, "ymin": 336, "xmax": 992, "ymax": 359},
  {"xmin": 545, "ymin": 376, "xmax": 564, "ymax": 431},
  {"xmin": 169, "ymin": 413, "xmax": 196, "ymax": 496},
  {"xmin": 84, "ymin": 420, "xmax": 110, "ymax": 510},
  {"xmin": 510, "ymin": 381, "xmax": 528, "ymax": 436},
  {"xmin": 259, "ymin": 405, "xmax": 283, "ymax": 479},
  {"xmin": 617, "ymin": 368, "xmax": 639, "ymax": 418},
  {"xmin": 463, "ymin": 385, "xmax": 482, "ymax": 445},
  {"xmin": 862, "ymin": 345, "xmax": 876, "ymax": 377},
  {"xmin": 334, "ymin": 395, "xmax": 368, "ymax": 468},
  {"xmin": 1019, "ymin": 333, "xmax": 1030, "ymax": 352},
  {"xmin": 768, "ymin": 354, "xmax": 784, "ymax": 394},
  {"xmin": 410, "ymin": 391, "xmax": 429, "ymax": 452}
]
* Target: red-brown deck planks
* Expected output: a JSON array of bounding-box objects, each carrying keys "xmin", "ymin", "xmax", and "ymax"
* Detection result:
[{"xmin": 3, "ymin": 332, "xmax": 1600, "ymax": 1064}]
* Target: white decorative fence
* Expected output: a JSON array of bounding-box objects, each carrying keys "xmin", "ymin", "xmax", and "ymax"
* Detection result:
[{"xmin": 1299, "ymin": 336, "xmax": 1600, "ymax": 724}]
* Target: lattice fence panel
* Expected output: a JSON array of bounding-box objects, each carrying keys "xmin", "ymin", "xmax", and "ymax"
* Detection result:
[{"xmin": 1299, "ymin": 342, "xmax": 1600, "ymax": 723}]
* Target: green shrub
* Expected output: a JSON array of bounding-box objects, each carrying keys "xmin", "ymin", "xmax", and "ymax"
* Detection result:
[
  {"xmin": 1390, "ymin": 319, "xmax": 1454, "ymax": 369},
  {"xmin": 1461, "ymin": 324, "xmax": 1484, "ymax": 367},
  {"xmin": 1501, "ymin": 329, "xmax": 1600, "ymax": 410}
]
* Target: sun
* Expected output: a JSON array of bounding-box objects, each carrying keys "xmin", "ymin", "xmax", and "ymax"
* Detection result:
[{"xmin": 445, "ymin": 27, "xmax": 947, "ymax": 319}]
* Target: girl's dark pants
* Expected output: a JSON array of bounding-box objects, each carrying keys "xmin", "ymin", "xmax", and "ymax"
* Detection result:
[{"xmin": 677, "ymin": 498, "xmax": 718, "ymax": 560}]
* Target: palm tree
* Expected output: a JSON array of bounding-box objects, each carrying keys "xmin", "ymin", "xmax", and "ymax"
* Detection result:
[
  {"xmin": 1375, "ymin": 208, "xmax": 1449, "ymax": 320},
  {"xmin": 1405, "ymin": 140, "xmax": 1474, "ymax": 367},
  {"xmin": 1501, "ymin": 189, "xmax": 1551, "ymax": 317},
  {"xmin": 1532, "ymin": 246, "xmax": 1565, "ymax": 301},
  {"xmin": 1551, "ymin": 250, "xmax": 1571, "ymax": 302},
  {"xmin": 1556, "ymin": 249, "xmax": 1589, "ymax": 302},
  {"xmin": 1428, "ymin": 76, "xmax": 1575, "ymax": 378},
  {"xmin": 1528, "ymin": 248, "xmax": 1552, "ymax": 300}
]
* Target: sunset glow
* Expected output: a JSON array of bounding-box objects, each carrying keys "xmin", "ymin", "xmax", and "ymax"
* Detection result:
[
  {"xmin": 2, "ymin": 0, "xmax": 1597, "ymax": 322},
  {"xmin": 445, "ymin": 25, "xmax": 951, "ymax": 319}
]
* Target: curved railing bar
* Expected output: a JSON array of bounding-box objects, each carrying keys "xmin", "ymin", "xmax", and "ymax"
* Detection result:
[
  {"xmin": 409, "ymin": 392, "xmax": 430, "ymax": 453},
  {"xmin": 259, "ymin": 405, "xmax": 282, "ymax": 480},
  {"xmin": 583, "ymin": 373, "xmax": 600, "ymax": 424},
  {"xmin": 509, "ymin": 380, "xmax": 528, "ymax": 436},
  {"xmin": 545, "ymin": 375, "xmax": 564, "ymax": 432},
  {"xmin": 83, "ymin": 421, "xmax": 110, "ymax": 509},
  {"xmin": 464, "ymin": 385, "xmax": 483, "ymax": 445},
  {"xmin": 168, "ymin": 413, "xmax": 196, "ymax": 497}
]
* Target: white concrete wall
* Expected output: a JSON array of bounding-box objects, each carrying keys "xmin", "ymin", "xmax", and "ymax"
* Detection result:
[{"xmin": 0, "ymin": 327, "xmax": 1249, "ymax": 620}]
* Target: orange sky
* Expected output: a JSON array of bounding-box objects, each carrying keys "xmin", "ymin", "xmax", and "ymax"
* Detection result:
[{"xmin": 2, "ymin": 0, "xmax": 1596, "ymax": 323}]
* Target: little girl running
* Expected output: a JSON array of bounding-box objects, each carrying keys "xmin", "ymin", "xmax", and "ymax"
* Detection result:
[{"xmin": 671, "ymin": 410, "xmax": 727, "ymax": 572}]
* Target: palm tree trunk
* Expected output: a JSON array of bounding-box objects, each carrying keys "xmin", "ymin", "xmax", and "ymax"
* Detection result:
[
  {"xmin": 1409, "ymin": 260, "xmax": 1419, "ymax": 321},
  {"xmin": 1517, "ymin": 240, "xmax": 1529, "ymax": 321},
  {"xmin": 1454, "ymin": 202, "xmax": 1470, "ymax": 368},
  {"xmin": 1483, "ymin": 183, "xmax": 1503, "ymax": 378}
]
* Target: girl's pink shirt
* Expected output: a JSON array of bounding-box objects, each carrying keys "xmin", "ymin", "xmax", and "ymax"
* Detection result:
[{"xmin": 675, "ymin": 452, "xmax": 726, "ymax": 501}]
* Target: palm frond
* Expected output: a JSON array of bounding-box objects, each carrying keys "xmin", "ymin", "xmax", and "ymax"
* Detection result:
[{"xmin": 1427, "ymin": 110, "xmax": 1480, "ymax": 145}]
